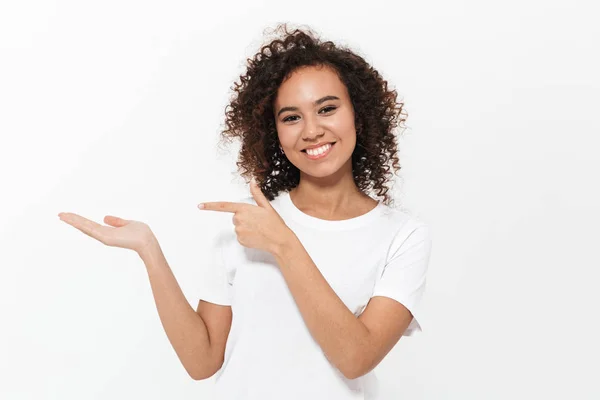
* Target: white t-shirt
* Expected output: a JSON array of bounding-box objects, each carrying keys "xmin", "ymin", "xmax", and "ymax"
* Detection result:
[{"xmin": 197, "ymin": 191, "xmax": 432, "ymax": 400}]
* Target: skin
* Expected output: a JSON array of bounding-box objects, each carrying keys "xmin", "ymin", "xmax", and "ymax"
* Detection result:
[
  {"xmin": 273, "ymin": 64, "xmax": 379, "ymax": 220},
  {"xmin": 198, "ymin": 179, "xmax": 413, "ymax": 379},
  {"xmin": 197, "ymin": 66, "xmax": 413, "ymax": 378},
  {"xmin": 57, "ymin": 65, "xmax": 414, "ymax": 380}
]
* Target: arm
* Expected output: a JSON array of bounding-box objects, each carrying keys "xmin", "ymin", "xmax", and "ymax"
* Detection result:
[
  {"xmin": 56, "ymin": 212, "xmax": 229, "ymax": 379},
  {"xmin": 273, "ymin": 234, "xmax": 415, "ymax": 380},
  {"xmin": 139, "ymin": 238, "xmax": 228, "ymax": 380},
  {"xmin": 196, "ymin": 184, "xmax": 423, "ymax": 379}
]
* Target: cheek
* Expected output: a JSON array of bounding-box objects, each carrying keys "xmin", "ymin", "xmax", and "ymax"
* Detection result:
[
  {"xmin": 277, "ymin": 126, "xmax": 300, "ymax": 149},
  {"xmin": 322, "ymin": 111, "xmax": 356, "ymax": 137}
]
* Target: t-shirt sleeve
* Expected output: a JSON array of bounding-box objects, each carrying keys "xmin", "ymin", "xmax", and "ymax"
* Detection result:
[
  {"xmin": 371, "ymin": 223, "xmax": 433, "ymax": 336},
  {"xmin": 197, "ymin": 227, "xmax": 236, "ymax": 306},
  {"xmin": 196, "ymin": 196, "xmax": 254, "ymax": 306}
]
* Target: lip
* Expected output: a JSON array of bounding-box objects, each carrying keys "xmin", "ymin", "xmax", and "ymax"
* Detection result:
[
  {"xmin": 303, "ymin": 141, "xmax": 336, "ymax": 151},
  {"xmin": 302, "ymin": 142, "xmax": 335, "ymax": 160}
]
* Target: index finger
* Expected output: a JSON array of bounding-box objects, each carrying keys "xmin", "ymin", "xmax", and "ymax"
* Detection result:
[{"xmin": 198, "ymin": 202, "xmax": 246, "ymax": 213}]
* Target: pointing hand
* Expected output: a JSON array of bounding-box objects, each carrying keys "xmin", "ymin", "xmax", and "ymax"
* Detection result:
[{"xmin": 198, "ymin": 179, "xmax": 294, "ymax": 256}]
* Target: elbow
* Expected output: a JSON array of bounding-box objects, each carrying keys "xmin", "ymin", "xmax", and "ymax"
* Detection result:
[
  {"xmin": 340, "ymin": 366, "xmax": 362, "ymax": 381},
  {"xmin": 340, "ymin": 353, "xmax": 371, "ymax": 380},
  {"xmin": 186, "ymin": 347, "xmax": 225, "ymax": 381},
  {"xmin": 341, "ymin": 368, "xmax": 358, "ymax": 381},
  {"xmin": 341, "ymin": 366, "xmax": 365, "ymax": 381},
  {"xmin": 187, "ymin": 360, "xmax": 223, "ymax": 381},
  {"xmin": 189, "ymin": 370, "xmax": 209, "ymax": 381},
  {"xmin": 188, "ymin": 367, "xmax": 217, "ymax": 381}
]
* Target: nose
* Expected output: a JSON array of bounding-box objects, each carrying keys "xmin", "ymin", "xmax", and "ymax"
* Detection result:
[{"xmin": 302, "ymin": 114, "xmax": 325, "ymax": 142}]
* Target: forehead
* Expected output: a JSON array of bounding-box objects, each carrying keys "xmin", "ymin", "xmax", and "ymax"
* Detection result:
[{"xmin": 274, "ymin": 65, "xmax": 348, "ymax": 108}]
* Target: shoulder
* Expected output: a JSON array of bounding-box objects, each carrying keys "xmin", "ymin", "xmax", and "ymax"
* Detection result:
[
  {"xmin": 379, "ymin": 207, "xmax": 433, "ymax": 256},
  {"xmin": 378, "ymin": 203, "xmax": 432, "ymax": 233}
]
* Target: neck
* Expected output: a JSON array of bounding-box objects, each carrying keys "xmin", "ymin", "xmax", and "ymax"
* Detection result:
[{"xmin": 290, "ymin": 163, "xmax": 367, "ymax": 218}]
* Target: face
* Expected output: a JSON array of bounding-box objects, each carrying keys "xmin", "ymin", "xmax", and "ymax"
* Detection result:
[{"xmin": 273, "ymin": 65, "xmax": 356, "ymax": 180}]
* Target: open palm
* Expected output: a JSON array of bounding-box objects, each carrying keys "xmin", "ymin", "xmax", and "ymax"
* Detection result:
[{"xmin": 58, "ymin": 213, "xmax": 155, "ymax": 255}]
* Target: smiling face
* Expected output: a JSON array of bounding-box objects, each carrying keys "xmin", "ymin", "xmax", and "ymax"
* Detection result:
[{"xmin": 273, "ymin": 64, "xmax": 357, "ymax": 180}]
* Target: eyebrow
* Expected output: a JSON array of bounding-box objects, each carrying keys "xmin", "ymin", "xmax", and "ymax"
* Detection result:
[{"xmin": 276, "ymin": 95, "xmax": 340, "ymax": 117}]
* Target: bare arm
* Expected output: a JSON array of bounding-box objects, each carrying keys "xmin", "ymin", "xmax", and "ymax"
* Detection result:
[
  {"xmin": 56, "ymin": 213, "xmax": 231, "ymax": 379},
  {"xmin": 272, "ymin": 235, "xmax": 414, "ymax": 380},
  {"xmin": 140, "ymin": 238, "xmax": 231, "ymax": 380}
]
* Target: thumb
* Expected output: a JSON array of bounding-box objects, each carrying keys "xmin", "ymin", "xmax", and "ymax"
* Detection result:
[
  {"xmin": 104, "ymin": 215, "xmax": 129, "ymax": 227},
  {"xmin": 250, "ymin": 178, "xmax": 273, "ymax": 209}
]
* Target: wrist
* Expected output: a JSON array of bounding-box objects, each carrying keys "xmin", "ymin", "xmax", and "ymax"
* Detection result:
[
  {"xmin": 271, "ymin": 229, "xmax": 298, "ymax": 259},
  {"xmin": 137, "ymin": 235, "xmax": 161, "ymax": 263}
]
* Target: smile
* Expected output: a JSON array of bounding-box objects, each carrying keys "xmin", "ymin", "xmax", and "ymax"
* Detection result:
[{"xmin": 302, "ymin": 142, "xmax": 336, "ymax": 160}]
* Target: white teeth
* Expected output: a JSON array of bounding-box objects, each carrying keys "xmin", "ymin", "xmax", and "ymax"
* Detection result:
[{"xmin": 306, "ymin": 143, "xmax": 332, "ymax": 156}]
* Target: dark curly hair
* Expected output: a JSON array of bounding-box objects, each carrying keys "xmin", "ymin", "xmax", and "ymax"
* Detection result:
[{"xmin": 218, "ymin": 24, "xmax": 407, "ymax": 206}]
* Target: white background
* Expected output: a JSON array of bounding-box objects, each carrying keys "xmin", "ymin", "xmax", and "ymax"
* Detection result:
[{"xmin": 1, "ymin": 0, "xmax": 599, "ymax": 398}]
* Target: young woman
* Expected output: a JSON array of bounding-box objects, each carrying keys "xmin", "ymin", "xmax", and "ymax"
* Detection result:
[{"xmin": 58, "ymin": 25, "xmax": 432, "ymax": 399}]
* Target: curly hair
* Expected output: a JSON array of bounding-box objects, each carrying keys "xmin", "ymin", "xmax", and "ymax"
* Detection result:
[{"xmin": 218, "ymin": 24, "xmax": 407, "ymax": 206}]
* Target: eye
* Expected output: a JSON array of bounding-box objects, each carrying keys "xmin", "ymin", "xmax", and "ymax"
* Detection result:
[
  {"xmin": 319, "ymin": 105, "xmax": 337, "ymax": 114},
  {"xmin": 282, "ymin": 115, "xmax": 300, "ymax": 123}
]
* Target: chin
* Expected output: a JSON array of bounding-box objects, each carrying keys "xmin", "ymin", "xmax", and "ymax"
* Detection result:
[
  {"xmin": 301, "ymin": 169, "xmax": 339, "ymax": 179},
  {"xmin": 291, "ymin": 158, "xmax": 352, "ymax": 180}
]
